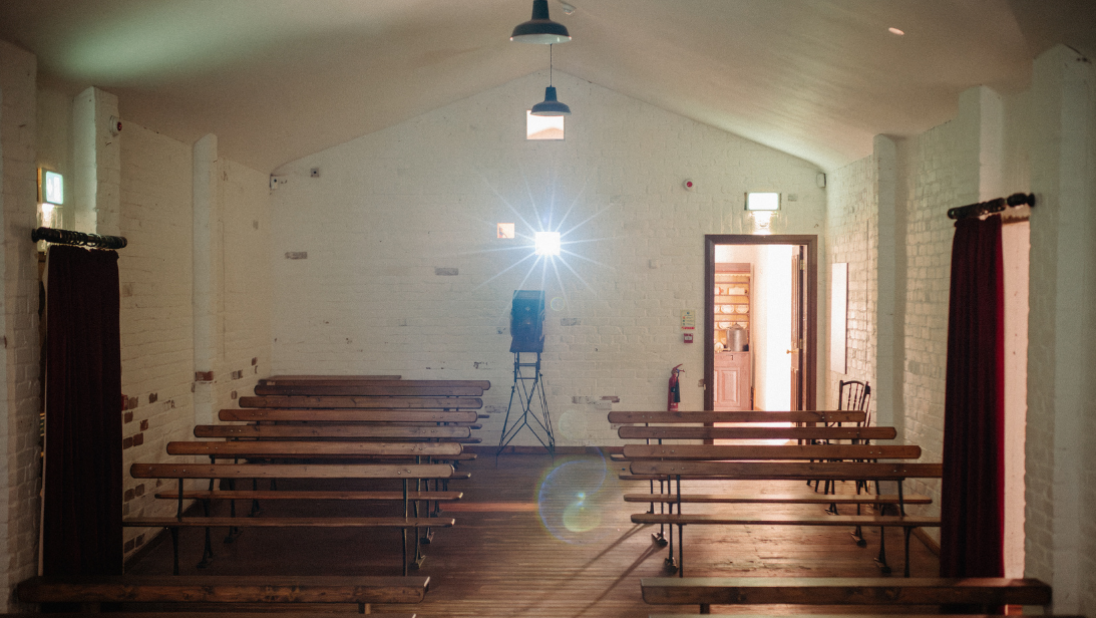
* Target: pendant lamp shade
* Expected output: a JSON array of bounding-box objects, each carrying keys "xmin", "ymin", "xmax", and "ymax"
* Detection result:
[
  {"xmin": 511, "ymin": 0, "xmax": 571, "ymax": 44},
  {"xmin": 531, "ymin": 86, "xmax": 571, "ymax": 116}
]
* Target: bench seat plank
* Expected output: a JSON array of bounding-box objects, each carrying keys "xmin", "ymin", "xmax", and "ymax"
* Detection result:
[
  {"xmin": 16, "ymin": 575, "xmax": 430, "ymax": 605},
  {"xmin": 123, "ymin": 517, "xmax": 454, "ymax": 528},
  {"xmin": 631, "ymin": 461, "xmax": 943, "ymax": 480},
  {"xmin": 130, "ymin": 463, "xmax": 455, "ymax": 480},
  {"xmin": 619, "ymin": 425, "xmax": 897, "ymax": 441},
  {"xmin": 195, "ymin": 424, "xmax": 471, "ymax": 440},
  {"xmin": 623, "ymin": 492, "xmax": 931, "ymax": 505},
  {"xmin": 632, "ymin": 513, "xmax": 940, "ymax": 527},
  {"xmin": 155, "ymin": 490, "xmax": 463, "ymax": 502},
  {"xmin": 167, "ymin": 441, "xmax": 462, "ymax": 458},
  {"xmin": 609, "ymin": 411, "xmax": 865, "ymax": 424},
  {"xmin": 622, "ymin": 444, "xmax": 920, "ymax": 460},
  {"xmin": 237, "ymin": 396, "xmax": 482, "ymax": 410},
  {"xmin": 220, "ymin": 409, "xmax": 479, "ymax": 424},
  {"xmin": 640, "ymin": 577, "xmax": 1052, "ymax": 607}
]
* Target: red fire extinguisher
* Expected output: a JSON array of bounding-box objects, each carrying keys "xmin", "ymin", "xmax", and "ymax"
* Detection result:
[{"xmin": 667, "ymin": 364, "xmax": 684, "ymax": 411}]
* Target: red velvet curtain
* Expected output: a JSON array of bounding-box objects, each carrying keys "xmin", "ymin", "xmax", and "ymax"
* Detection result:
[
  {"xmin": 940, "ymin": 216, "xmax": 1005, "ymax": 578},
  {"xmin": 42, "ymin": 245, "xmax": 123, "ymax": 576}
]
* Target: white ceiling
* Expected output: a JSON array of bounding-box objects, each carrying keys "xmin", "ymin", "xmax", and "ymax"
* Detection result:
[{"xmin": 1, "ymin": 0, "xmax": 1093, "ymax": 172}]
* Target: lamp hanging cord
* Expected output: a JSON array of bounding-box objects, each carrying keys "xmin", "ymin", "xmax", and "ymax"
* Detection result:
[{"xmin": 549, "ymin": 44, "xmax": 554, "ymax": 86}]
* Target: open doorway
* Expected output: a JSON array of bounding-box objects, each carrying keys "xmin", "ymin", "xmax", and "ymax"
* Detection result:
[{"xmin": 704, "ymin": 235, "xmax": 817, "ymax": 412}]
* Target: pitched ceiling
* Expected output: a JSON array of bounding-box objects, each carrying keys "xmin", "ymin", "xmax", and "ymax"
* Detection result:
[{"xmin": 1, "ymin": 0, "xmax": 1093, "ymax": 172}]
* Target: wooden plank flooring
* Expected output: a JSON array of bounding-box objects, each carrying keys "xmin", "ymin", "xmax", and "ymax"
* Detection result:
[{"xmin": 125, "ymin": 453, "xmax": 939, "ymax": 617}]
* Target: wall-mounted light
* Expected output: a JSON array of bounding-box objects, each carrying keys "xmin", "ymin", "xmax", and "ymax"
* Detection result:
[
  {"xmin": 39, "ymin": 169, "xmax": 63, "ymax": 206},
  {"xmin": 535, "ymin": 231, "xmax": 561, "ymax": 256},
  {"xmin": 745, "ymin": 192, "xmax": 780, "ymax": 211}
]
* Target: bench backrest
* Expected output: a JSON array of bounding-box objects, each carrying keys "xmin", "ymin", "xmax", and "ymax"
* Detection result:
[
  {"xmin": 167, "ymin": 440, "xmax": 463, "ymax": 458},
  {"xmin": 195, "ymin": 424, "xmax": 472, "ymax": 440},
  {"xmin": 131, "ymin": 462, "xmax": 455, "ymax": 480},
  {"xmin": 622, "ymin": 443, "xmax": 921, "ymax": 460},
  {"xmin": 619, "ymin": 425, "xmax": 896, "ymax": 441},
  {"xmin": 608, "ymin": 410, "xmax": 865, "ymax": 424},
  {"xmin": 640, "ymin": 577, "xmax": 1051, "ymax": 607},
  {"xmin": 630, "ymin": 460, "xmax": 942, "ymax": 480},
  {"xmin": 237, "ymin": 395, "xmax": 482, "ymax": 410},
  {"xmin": 254, "ymin": 383, "xmax": 484, "ymax": 397},
  {"xmin": 16, "ymin": 575, "xmax": 430, "ymax": 605},
  {"xmin": 219, "ymin": 409, "xmax": 479, "ymax": 424},
  {"xmin": 264, "ymin": 375, "xmax": 402, "ymax": 382}
]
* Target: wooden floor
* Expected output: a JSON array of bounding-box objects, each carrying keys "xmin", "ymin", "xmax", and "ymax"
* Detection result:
[{"xmin": 126, "ymin": 452, "xmax": 940, "ymax": 617}]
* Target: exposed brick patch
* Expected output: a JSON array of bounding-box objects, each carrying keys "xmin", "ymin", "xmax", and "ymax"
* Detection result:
[
  {"xmin": 123, "ymin": 437, "xmax": 134, "ymax": 449},
  {"xmin": 133, "ymin": 433, "xmax": 144, "ymax": 447},
  {"xmin": 124, "ymin": 412, "xmax": 134, "ymax": 424},
  {"xmin": 149, "ymin": 393, "xmax": 158, "ymax": 404},
  {"xmin": 124, "ymin": 489, "xmax": 135, "ymax": 502},
  {"xmin": 140, "ymin": 419, "xmax": 149, "ymax": 431}
]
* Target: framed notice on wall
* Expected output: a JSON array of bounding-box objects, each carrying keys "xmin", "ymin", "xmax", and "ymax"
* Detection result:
[{"xmin": 830, "ymin": 263, "xmax": 848, "ymax": 374}]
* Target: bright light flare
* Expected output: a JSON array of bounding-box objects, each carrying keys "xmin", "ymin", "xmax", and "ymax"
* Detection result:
[{"xmin": 535, "ymin": 231, "xmax": 561, "ymax": 256}]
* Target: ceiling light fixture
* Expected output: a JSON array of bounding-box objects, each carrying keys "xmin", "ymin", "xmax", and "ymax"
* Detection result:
[
  {"xmin": 531, "ymin": 45, "xmax": 570, "ymax": 116},
  {"xmin": 888, "ymin": 27, "xmax": 905, "ymax": 36},
  {"xmin": 511, "ymin": 0, "xmax": 571, "ymax": 44}
]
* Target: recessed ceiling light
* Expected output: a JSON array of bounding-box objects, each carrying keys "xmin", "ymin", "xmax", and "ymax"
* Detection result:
[{"xmin": 888, "ymin": 27, "xmax": 905, "ymax": 36}]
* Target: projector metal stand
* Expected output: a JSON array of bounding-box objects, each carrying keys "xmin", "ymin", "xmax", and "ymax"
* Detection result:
[{"xmin": 496, "ymin": 352, "xmax": 555, "ymax": 460}]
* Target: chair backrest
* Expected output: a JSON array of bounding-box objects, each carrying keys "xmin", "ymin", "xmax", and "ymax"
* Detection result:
[{"xmin": 838, "ymin": 380, "xmax": 872, "ymax": 426}]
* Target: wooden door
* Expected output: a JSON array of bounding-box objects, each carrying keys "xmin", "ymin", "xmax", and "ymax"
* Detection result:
[{"xmin": 790, "ymin": 248, "xmax": 806, "ymax": 410}]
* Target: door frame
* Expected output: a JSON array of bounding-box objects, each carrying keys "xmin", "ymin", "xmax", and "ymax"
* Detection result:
[{"xmin": 704, "ymin": 234, "xmax": 818, "ymax": 411}]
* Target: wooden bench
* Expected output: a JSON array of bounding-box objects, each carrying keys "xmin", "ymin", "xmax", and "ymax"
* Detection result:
[
  {"xmin": 630, "ymin": 460, "xmax": 942, "ymax": 576},
  {"xmin": 16, "ymin": 574, "xmax": 428, "ymax": 614},
  {"xmin": 254, "ymin": 379, "xmax": 491, "ymax": 397},
  {"xmin": 609, "ymin": 410, "xmax": 866, "ymax": 424},
  {"xmin": 263, "ymin": 374, "xmax": 403, "ymax": 382},
  {"xmin": 618, "ymin": 424, "xmax": 896, "ymax": 441},
  {"xmin": 127, "ymin": 462, "xmax": 458, "ymax": 574},
  {"xmin": 621, "ymin": 443, "xmax": 920, "ymax": 460},
  {"xmin": 220, "ymin": 408, "xmax": 480, "ymax": 424},
  {"xmin": 167, "ymin": 440, "xmax": 463, "ymax": 459},
  {"xmin": 195, "ymin": 423, "xmax": 476, "ymax": 441},
  {"xmin": 640, "ymin": 577, "xmax": 1052, "ymax": 614},
  {"xmin": 237, "ymin": 395, "xmax": 482, "ymax": 409}
]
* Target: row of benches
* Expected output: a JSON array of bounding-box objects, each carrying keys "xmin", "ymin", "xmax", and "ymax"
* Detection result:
[
  {"xmin": 122, "ymin": 375, "xmax": 486, "ymax": 575},
  {"xmin": 609, "ymin": 409, "xmax": 941, "ymax": 578},
  {"xmin": 606, "ymin": 408, "xmax": 1064, "ymax": 616}
]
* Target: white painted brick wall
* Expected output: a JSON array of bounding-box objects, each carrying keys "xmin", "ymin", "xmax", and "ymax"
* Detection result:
[
  {"xmin": 269, "ymin": 71, "xmax": 826, "ymax": 447},
  {"xmin": 825, "ymin": 156, "xmax": 877, "ymax": 406},
  {"xmin": 117, "ymin": 123, "xmax": 197, "ymax": 555},
  {"xmin": 214, "ymin": 159, "xmax": 272, "ymax": 409},
  {"xmin": 0, "ymin": 40, "xmax": 42, "ymax": 610}
]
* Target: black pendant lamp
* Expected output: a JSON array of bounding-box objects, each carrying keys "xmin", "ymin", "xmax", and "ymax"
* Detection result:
[
  {"xmin": 511, "ymin": 0, "xmax": 571, "ymax": 44},
  {"xmin": 531, "ymin": 45, "xmax": 570, "ymax": 116}
]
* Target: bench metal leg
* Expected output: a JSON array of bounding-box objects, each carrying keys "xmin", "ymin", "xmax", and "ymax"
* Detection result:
[
  {"xmin": 677, "ymin": 524, "xmax": 684, "ymax": 577},
  {"xmin": 700, "ymin": 602, "xmax": 710, "ymax": 614},
  {"xmin": 197, "ymin": 499, "xmax": 214, "ymax": 569},
  {"xmin": 170, "ymin": 527, "xmax": 180, "ymax": 575},
  {"xmin": 874, "ymin": 525, "xmax": 891, "ymax": 574},
  {"xmin": 904, "ymin": 526, "xmax": 913, "ymax": 577}
]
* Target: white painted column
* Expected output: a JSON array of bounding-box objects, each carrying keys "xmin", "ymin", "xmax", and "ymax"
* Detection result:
[
  {"xmin": 873, "ymin": 135, "xmax": 900, "ymax": 432},
  {"xmin": 0, "ymin": 40, "xmax": 42, "ymax": 609},
  {"xmin": 1025, "ymin": 44, "xmax": 1096, "ymax": 614},
  {"xmin": 192, "ymin": 134, "xmax": 221, "ymax": 426},
  {"xmin": 71, "ymin": 87, "xmax": 120, "ymax": 235}
]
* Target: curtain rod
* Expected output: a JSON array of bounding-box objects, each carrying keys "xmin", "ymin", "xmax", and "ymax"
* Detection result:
[
  {"xmin": 947, "ymin": 193, "xmax": 1035, "ymax": 221},
  {"xmin": 31, "ymin": 227, "xmax": 127, "ymax": 250}
]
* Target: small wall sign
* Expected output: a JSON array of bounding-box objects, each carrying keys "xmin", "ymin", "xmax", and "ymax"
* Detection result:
[{"xmin": 680, "ymin": 309, "xmax": 695, "ymax": 330}]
